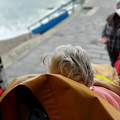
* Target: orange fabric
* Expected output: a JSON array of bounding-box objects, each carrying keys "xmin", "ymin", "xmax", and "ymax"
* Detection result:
[
  {"xmin": 0, "ymin": 74, "xmax": 120, "ymax": 120},
  {"xmin": 92, "ymin": 64, "xmax": 120, "ymax": 96}
]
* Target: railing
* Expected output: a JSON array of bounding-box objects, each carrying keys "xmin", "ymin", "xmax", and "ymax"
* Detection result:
[{"xmin": 27, "ymin": 0, "xmax": 85, "ymax": 30}]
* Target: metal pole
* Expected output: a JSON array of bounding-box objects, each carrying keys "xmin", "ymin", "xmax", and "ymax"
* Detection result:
[{"xmin": 72, "ymin": 0, "xmax": 75, "ymax": 13}]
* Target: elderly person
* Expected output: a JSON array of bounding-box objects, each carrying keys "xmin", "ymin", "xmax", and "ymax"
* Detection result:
[
  {"xmin": 101, "ymin": 1, "xmax": 120, "ymax": 67},
  {"xmin": 43, "ymin": 44, "xmax": 120, "ymax": 111}
]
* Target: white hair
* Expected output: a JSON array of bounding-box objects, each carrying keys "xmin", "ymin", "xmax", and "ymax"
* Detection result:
[{"xmin": 43, "ymin": 44, "xmax": 94, "ymax": 88}]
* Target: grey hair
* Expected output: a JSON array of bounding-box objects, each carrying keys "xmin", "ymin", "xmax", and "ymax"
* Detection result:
[
  {"xmin": 116, "ymin": 1, "xmax": 120, "ymax": 6},
  {"xmin": 43, "ymin": 44, "xmax": 94, "ymax": 88}
]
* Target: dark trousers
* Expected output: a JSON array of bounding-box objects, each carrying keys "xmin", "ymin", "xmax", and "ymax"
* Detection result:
[{"xmin": 107, "ymin": 50, "xmax": 119, "ymax": 67}]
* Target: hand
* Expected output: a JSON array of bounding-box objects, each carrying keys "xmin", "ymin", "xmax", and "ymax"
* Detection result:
[{"xmin": 100, "ymin": 37, "xmax": 108, "ymax": 44}]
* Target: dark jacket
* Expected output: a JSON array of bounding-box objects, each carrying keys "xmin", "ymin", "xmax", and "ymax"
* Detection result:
[{"xmin": 102, "ymin": 13, "xmax": 120, "ymax": 52}]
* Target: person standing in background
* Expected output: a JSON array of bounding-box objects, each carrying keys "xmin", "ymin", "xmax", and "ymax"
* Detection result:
[{"xmin": 101, "ymin": 1, "xmax": 120, "ymax": 67}]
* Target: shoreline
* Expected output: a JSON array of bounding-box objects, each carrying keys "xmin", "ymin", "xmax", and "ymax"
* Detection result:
[
  {"xmin": 0, "ymin": 2, "xmax": 84, "ymax": 56},
  {"xmin": 1, "ymin": 6, "xmax": 83, "ymax": 68},
  {"xmin": 0, "ymin": 33, "xmax": 39, "ymax": 56}
]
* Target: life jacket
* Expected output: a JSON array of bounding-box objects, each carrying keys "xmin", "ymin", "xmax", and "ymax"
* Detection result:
[{"xmin": 0, "ymin": 74, "xmax": 120, "ymax": 120}]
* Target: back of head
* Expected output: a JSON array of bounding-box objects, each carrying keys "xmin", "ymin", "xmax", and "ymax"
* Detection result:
[
  {"xmin": 43, "ymin": 44, "xmax": 94, "ymax": 88},
  {"xmin": 116, "ymin": 1, "xmax": 120, "ymax": 6}
]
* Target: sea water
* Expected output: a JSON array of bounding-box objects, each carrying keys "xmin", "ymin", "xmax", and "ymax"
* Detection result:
[{"xmin": 0, "ymin": 0, "xmax": 70, "ymax": 40}]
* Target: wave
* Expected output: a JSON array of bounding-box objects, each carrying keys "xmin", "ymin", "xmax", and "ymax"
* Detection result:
[{"xmin": 0, "ymin": 0, "xmax": 74, "ymax": 40}]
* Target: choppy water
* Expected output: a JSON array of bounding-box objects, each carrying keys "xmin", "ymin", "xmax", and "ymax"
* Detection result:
[{"xmin": 0, "ymin": 0, "xmax": 70, "ymax": 40}]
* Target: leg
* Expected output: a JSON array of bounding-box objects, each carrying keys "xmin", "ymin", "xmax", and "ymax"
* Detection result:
[{"xmin": 107, "ymin": 50, "xmax": 119, "ymax": 67}]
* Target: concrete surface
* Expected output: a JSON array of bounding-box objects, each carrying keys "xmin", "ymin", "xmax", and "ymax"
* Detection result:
[{"xmin": 3, "ymin": 0, "xmax": 116, "ymax": 87}]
